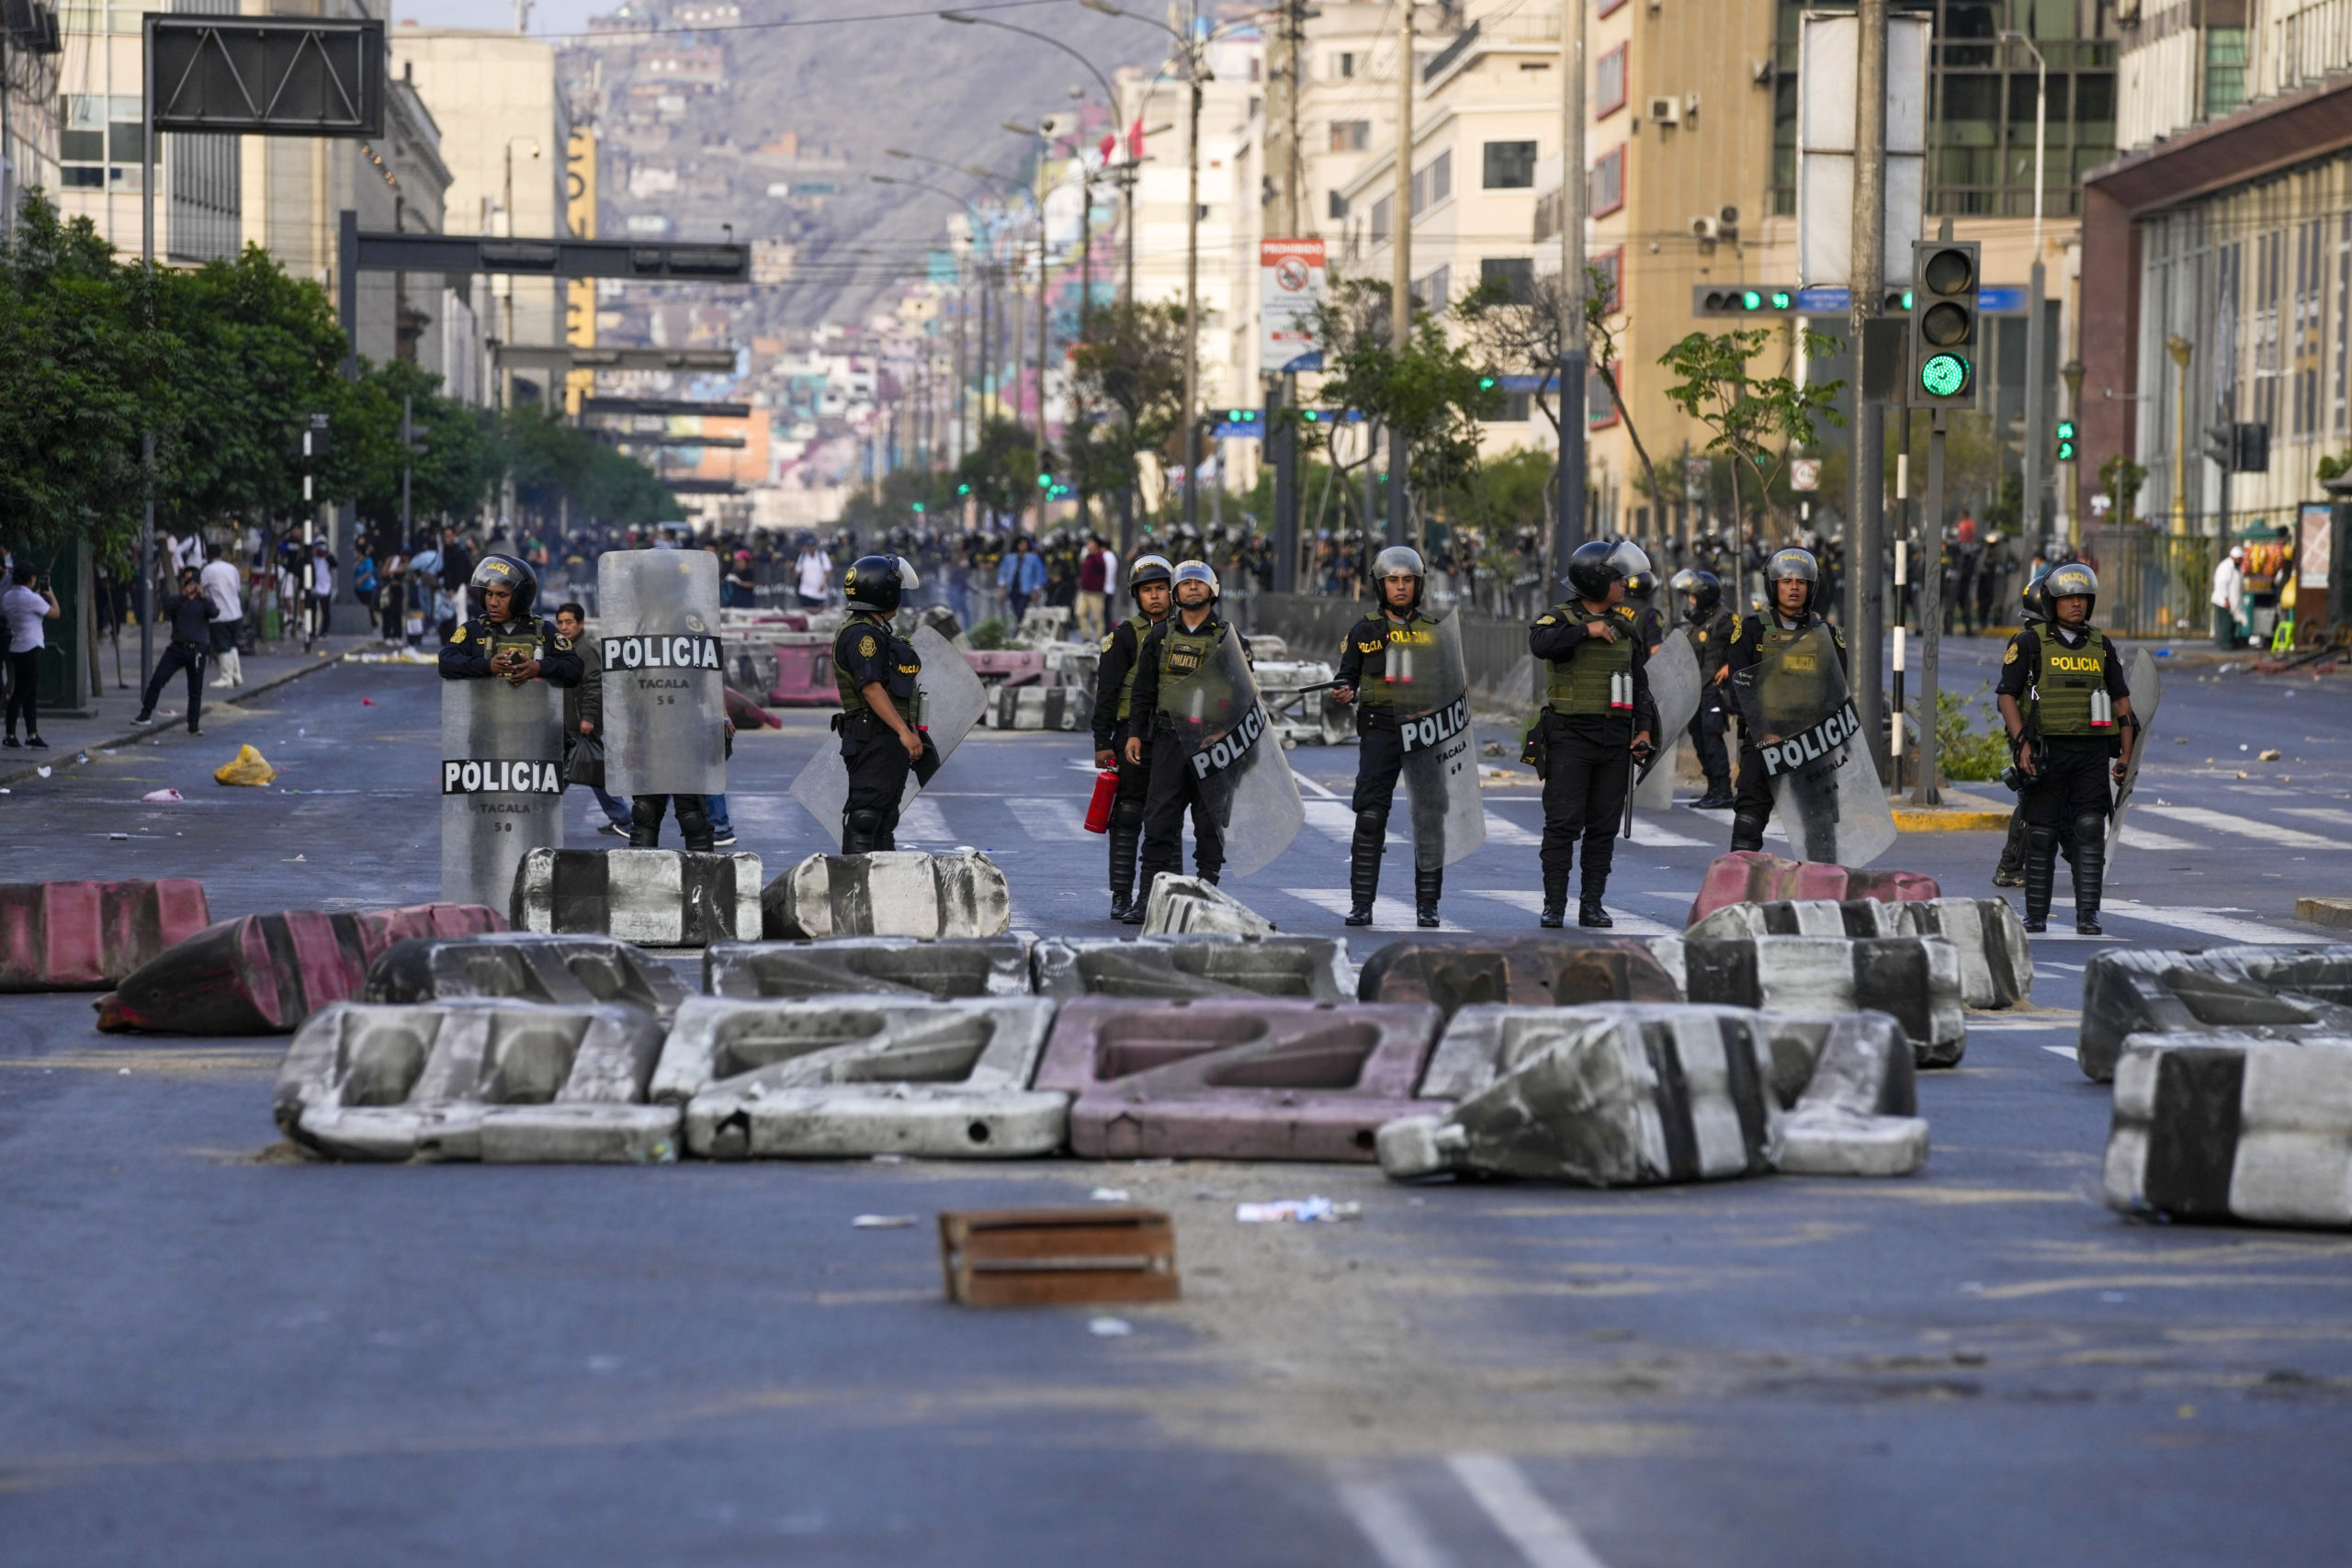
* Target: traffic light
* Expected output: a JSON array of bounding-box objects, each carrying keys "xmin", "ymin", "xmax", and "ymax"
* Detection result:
[
  {"xmin": 1478, "ymin": 376, "xmax": 1497, "ymax": 390},
  {"xmin": 910, "ymin": 501, "xmax": 925, "ymax": 514},
  {"xmin": 2204, "ymin": 421, "xmax": 2236, "ymax": 471},
  {"xmin": 2233, "ymin": 422, "xmax": 2270, "ymax": 473},
  {"xmin": 1036, "ymin": 472, "xmax": 1053, "ymax": 489},
  {"xmin": 956, "ymin": 482, "xmax": 972, "ymax": 496},
  {"xmin": 1692, "ymin": 287, "xmax": 1799, "ymax": 317},
  {"xmin": 1907, "ymin": 239, "xmax": 1981, "ymax": 409},
  {"xmin": 2054, "ymin": 418, "xmax": 2077, "ymax": 464}
]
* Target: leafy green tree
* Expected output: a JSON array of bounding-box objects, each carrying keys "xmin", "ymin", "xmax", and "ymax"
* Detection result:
[
  {"xmin": 497, "ymin": 405, "xmax": 677, "ymax": 528},
  {"xmin": 1309, "ymin": 277, "xmax": 1500, "ymax": 533},
  {"xmin": 955, "ymin": 415, "xmax": 1049, "ymax": 523},
  {"xmin": 340, "ymin": 358, "xmax": 499, "ymax": 538},
  {"xmin": 1658, "ymin": 325, "xmax": 1845, "ymax": 549},
  {"xmin": 1069, "ymin": 299, "xmax": 1187, "ymax": 533},
  {"xmin": 2098, "ymin": 451, "xmax": 2147, "ymax": 526}
]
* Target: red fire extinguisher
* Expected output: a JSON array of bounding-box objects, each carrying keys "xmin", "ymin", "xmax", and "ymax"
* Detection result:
[{"xmin": 1082, "ymin": 768, "xmax": 1120, "ymax": 834}]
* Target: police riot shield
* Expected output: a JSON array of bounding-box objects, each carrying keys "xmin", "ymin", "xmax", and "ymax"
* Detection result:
[
  {"xmin": 1159, "ymin": 624, "xmax": 1305, "ymax": 879},
  {"xmin": 2107, "ymin": 644, "xmax": 2162, "ymax": 875},
  {"xmin": 440, "ymin": 673, "xmax": 564, "ymax": 910},
  {"xmin": 598, "ymin": 549, "xmax": 727, "ymax": 798},
  {"xmin": 1729, "ymin": 623, "xmax": 1896, "ymax": 867},
  {"xmin": 788, "ymin": 624, "xmax": 989, "ymax": 849},
  {"xmin": 1392, "ymin": 609, "xmax": 1485, "ymax": 872},
  {"xmin": 1632, "ymin": 626, "xmax": 1702, "ymax": 811}
]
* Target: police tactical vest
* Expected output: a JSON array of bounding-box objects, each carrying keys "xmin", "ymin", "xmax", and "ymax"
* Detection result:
[
  {"xmin": 1114, "ymin": 614, "xmax": 1154, "ymax": 721},
  {"xmin": 1351, "ymin": 611, "xmax": 1440, "ymax": 709},
  {"xmin": 1544, "ymin": 604, "xmax": 1638, "ymax": 716},
  {"xmin": 834, "ymin": 613, "xmax": 924, "ymax": 725},
  {"xmin": 1153, "ymin": 615, "xmax": 1227, "ymax": 716},
  {"xmin": 2026, "ymin": 624, "xmax": 2115, "ymax": 738}
]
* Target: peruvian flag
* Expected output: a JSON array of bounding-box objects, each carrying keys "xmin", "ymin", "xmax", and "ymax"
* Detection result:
[{"xmin": 1099, "ymin": 118, "xmax": 1144, "ymax": 164}]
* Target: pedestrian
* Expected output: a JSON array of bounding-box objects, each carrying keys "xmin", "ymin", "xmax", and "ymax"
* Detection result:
[
  {"xmin": 2211, "ymin": 544, "xmax": 2246, "ymax": 647},
  {"xmin": 830, "ymin": 554, "xmax": 928, "ymax": 853},
  {"xmin": 795, "ymin": 535, "xmax": 832, "ymax": 609},
  {"xmin": 1328, "ymin": 545, "xmax": 1449, "ymax": 929},
  {"xmin": 136, "ymin": 569, "xmax": 219, "ymax": 734},
  {"xmin": 998, "ymin": 535, "xmax": 1046, "ymax": 624},
  {"xmin": 1720, "ymin": 547, "xmax": 1847, "ymax": 855},
  {"xmin": 1126, "ymin": 559, "xmax": 1235, "ymax": 908},
  {"xmin": 1076, "ymin": 534, "xmax": 1111, "ymax": 640},
  {"xmin": 1527, "ymin": 540, "xmax": 1657, "ymax": 928},
  {"xmin": 1996, "ymin": 561, "xmax": 2135, "ymax": 935},
  {"xmin": 354, "ymin": 539, "xmax": 379, "ymax": 623},
  {"xmin": 200, "ymin": 552, "xmax": 244, "ymax": 688},
  {"xmin": 1091, "ymin": 554, "xmax": 1175, "ymax": 921},
  {"xmin": 3, "ymin": 563, "xmax": 61, "ymax": 749},
  {"xmin": 305, "ymin": 540, "xmax": 334, "ymax": 646},
  {"xmin": 1669, "ymin": 567, "xmax": 1737, "ymax": 807},
  {"xmin": 725, "ymin": 549, "xmax": 756, "ymax": 610},
  {"xmin": 552, "ymin": 601, "xmax": 635, "ymax": 838}
]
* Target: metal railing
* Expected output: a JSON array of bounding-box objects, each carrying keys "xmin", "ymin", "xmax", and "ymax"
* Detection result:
[{"xmin": 2081, "ymin": 526, "xmax": 2219, "ymax": 638}]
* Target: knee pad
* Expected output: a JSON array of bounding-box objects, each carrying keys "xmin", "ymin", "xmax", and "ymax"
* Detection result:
[
  {"xmin": 1112, "ymin": 798, "xmax": 1146, "ymax": 831},
  {"xmin": 2071, "ymin": 811, "xmax": 2107, "ymax": 852},
  {"xmin": 842, "ymin": 808, "xmax": 885, "ymax": 854},
  {"xmin": 1352, "ymin": 807, "xmax": 1388, "ymax": 843},
  {"xmin": 2027, "ymin": 824, "xmax": 2060, "ymax": 858}
]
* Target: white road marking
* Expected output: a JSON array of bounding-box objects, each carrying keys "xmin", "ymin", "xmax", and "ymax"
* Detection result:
[
  {"xmin": 2087, "ymin": 899, "xmax": 2312, "ymax": 945},
  {"xmin": 1629, "ymin": 817, "xmax": 1710, "ymax": 848},
  {"xmin": 1009, "ymin": 796, "xmax": 1091, "ymax": 840},
  {"xmin": 2118, "ymin": 825, "xmax": 2199, "ymax": 852},
  {"xmin": 2282, "ymin": 807, "xmax": 2352, "ymax": 829},
  {"xmin": 1481, "ymin": 806, "xmax": 1707, "ymax": 849},
  {"xmin": 1335, "ymin": 1482, "xmax": 1456, "ymax": 1568},
  {"xmin": 1447, "ymin": 1454, "xmax": 1611, "ymax": 1568},
  {"xmin": 1294, "ymin": 772, "xmax": 1342, "ymax": 799},
  {"xmin": 892, "ymin": 796, "xmax": 952, "ymax": 845},
  {"xmin": 1967, "ymin": 1017, "xmax": 2075, "ymax": 1032},
  {"xmin": 1483, "ymin": 809, "xmax": 1541, "ymax": 846},
  {"xmin": 1302, "ymin": 799, "xmax": 1403, "ymax": 845},
  {"xmin": 2140, "ymin": 805, "xmax": 2343, "ymax": 851},
  {"xmin": 1282, "ymin": 887, "xmax": 1465, "ymax": 932},
  {"xmin": 1464, "ymin": 888, "xmax": 1677, "ymax": 937},
  {"xmin": 2043, "ymin": 1044, "xmax": 2081, "ymax": 1061}
]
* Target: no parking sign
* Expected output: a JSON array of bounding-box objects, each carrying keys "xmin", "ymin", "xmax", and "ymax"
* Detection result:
[{"xmin": 1260, "ymin": 238, "xmax": 1326, "ymax": 373}]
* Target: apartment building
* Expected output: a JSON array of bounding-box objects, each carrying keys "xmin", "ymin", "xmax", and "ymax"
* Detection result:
[{"xmin": 1, "ymin": 4, "xmax": 62, "ymax": 227}]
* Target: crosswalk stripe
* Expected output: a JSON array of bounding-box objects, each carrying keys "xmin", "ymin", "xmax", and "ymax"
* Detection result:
[
  {"xmin": 2281, "ymin": 807, "xmax": 2352, "ymax": 829},
  {"xmin": 1334, "ymin": 1482, "xmax": 1455, "ymax": 1568},
  {"xmin": 2140, "ymin": 804, "xmax": 2343, "ymax": 851},
  {"xmin": 892, "ymin": 796, "xmax": 952, "ymax": 845},
  {"xmin": 1483, "ymin": 806, "xmax": 1709, "ymax": 849},
  {"xmin": 2080, "ymin": 898, "xmax": 2311, "ymax": 945},
  {"xmin": 1447, "ymin": 1453, "xmax": 1611, "ymax": 1568},
  {"xmin": 1009, "ymin": 796, "xmax": 1091, "ymax": 840},
  {"xmin": 1464, "ymin": 887, "xmax": 1677, "ymax": 936},
  {"xmin": 2118, "ymin": 825, "xmax": 2199, "ymax": 852},
  {"xmin": 1281, "ymin": 887, "xmax": 1465, "ymax": 932}
]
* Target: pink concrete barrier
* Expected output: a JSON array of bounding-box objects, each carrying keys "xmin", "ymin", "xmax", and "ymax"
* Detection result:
[
  {"xmin": 1685, "ymin": 852, "xmax": 1940, "ymax": 930},
  {"xmin": 0, "ymin": 880, "xmax": 212, "ymax": 991}
]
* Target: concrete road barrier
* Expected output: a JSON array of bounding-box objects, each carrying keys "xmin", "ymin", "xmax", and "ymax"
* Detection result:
[
  {"xmin": 1139, "ymin": 876, "xmax": 1277, "ymax": 936},
  {"xmin": 363, "ymin": 932, "xmax": 691, "ymax": 1019},
  {"xmin": 963, "ymin": 649, "xmax": 1047, "ymax": 691},
  {"xmin": 0, "ymin": 879, "xmax": 211, "ymax": 991},
  {"xmin": 274, "ymin": 999, "xmax": 675, "ymax": 1162},
  {"xmin": 2076, "ymin": 943, "xmax": 2352, "ymax": 1082},
  {"xmin": 96, "ymin": 903, "xmax": 504, "ymax": 1034},
  {"xmin": 1686, "ymin": 851, "xmax": 1941, "ymax": 928},
  {"xmin": 659, "ymin": 996, "xmax": 1064, "ymax": 1158},
  {"xmin": 763, "ymin": 850, "xmax": 1012, "ymax": 940},
  {"xmin": 1356, "ymin": 934, "xmax": 1681, "ymax": 1019},
  {"xmin": 511, "ymin": 848, "xmax": 763, "ymax": 947},
  {"xmin": 1686, "ymin": 897, "xmax": 2032, "ymax": 1009},
  {"xmin": 1650, "ymin": 933, "xmax": 1968, "ymax": 1066},
  {"xmin": 1035, "ymin": 996, "xmax": 1442, "ymax": 1160},
  {"xmin": 764, "ymin": 637, "xmax": 842, "ymax": 707},
  {"xmin": 704, "ymin": 936, "xmax": 1032, "ymax": 1000},
  {"xmin": 1032, "ymin": 935, "xmax": 1352, "ymax": 1001},
  {"xmin": 2106, "ymin": 1034, "xmax": 2352, "ymax": 1228},
  {"xmin": 1379, "ymin": 1003, "xmax": 1782, "ymax": 1185},
  {"xmin": 991, "ymin": 685, "xmax": 1092, "ymax": 732}
]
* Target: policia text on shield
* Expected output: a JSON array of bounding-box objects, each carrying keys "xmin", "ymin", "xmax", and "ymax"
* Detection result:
[{"xmin": 1525, "ymin": 541, "xmax": 1657, "ymax": 929}]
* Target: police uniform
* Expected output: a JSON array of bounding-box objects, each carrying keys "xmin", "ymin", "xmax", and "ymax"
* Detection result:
[
  {"xmin": 1127, "ymin": 610, "xmax": 1234, "ymax": 903},
  {"xmin": 1336, "ymin": 605, "xmax": 1448, "ymax": 924},
  {"xmin": 1687, "ymin": 602, "xmax": 1737, "ymax": 803},
  {"xmin": 1996, "ymin": 618, "xmax": 2131, "ymax": 931},
  {"xmin": 1092, "ymin": 606, "xmax": 1168, "ymax": 915},
  {"xmin": 1528, "ymin": 599, "xmax": 1655, "ymax": 922},
  {"xmin": 832, "ymin": 608, "xmax": 927, "ymax": 852},
  {"xmin": 1721, "ymin": 608, "xmax": 1849, "ymax": 851},
  {"xmin": 436, "ymin": 611, "xmax": 582, "ymax": 687}
]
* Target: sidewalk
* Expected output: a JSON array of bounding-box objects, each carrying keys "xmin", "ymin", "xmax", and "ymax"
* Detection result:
[{"xmin": 0, "ymin": 631, "xmax": 381, "ymax": 789}]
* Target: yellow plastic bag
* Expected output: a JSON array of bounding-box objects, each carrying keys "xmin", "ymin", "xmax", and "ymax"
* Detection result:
[{"xmin": 213, "ymin": 743, "xmax": 277, "ymax": 788}]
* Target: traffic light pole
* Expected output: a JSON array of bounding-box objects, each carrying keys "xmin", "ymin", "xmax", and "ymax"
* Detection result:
[
  {"xmin": 1911, "ymin": 409, "xmax": 1944, "ymax": 807},
  {"xmin": 1270, "ymin": 375, "xmax": 1299, "ymax": 592},
  {"xmin": 1848, "ymin": 0, "xmax": 1889, "ymax": 781}
]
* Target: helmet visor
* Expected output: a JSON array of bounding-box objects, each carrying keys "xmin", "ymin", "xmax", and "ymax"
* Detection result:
[{"xmin": 1605, "ymin": 541, "xmax": 1651, "ymax": 581}]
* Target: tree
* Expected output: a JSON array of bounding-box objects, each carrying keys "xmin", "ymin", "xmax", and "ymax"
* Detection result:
[
  {"xmin": 497, "ymin": 406, "xmax": 677, "ymax": 528},
  {"xmin": 1309, "ymin": 276, "xmax": 1499, "ymax": 536},
  {"xmin": 1657, "ymin": 325, "xmax": 1845, "ymax": 554},
  {"xmin": 341, "ymin": 358, "xmax": 499, "ymax": 538},
  {"xmin": 2098, "ymin": 451, "xmax": 2148, "ymax": 526},
  {"xmin": 955, "ymin": 415, "xmax": 1049, "ymax": 523},
  {"xmin": 1069, "ymin": 299, "xmax": 1188, "ymax": 526}
]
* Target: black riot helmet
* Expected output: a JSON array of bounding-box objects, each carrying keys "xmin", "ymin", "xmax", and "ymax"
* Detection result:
[
  {"xmin": 1127, "ymin": 553, "xmax": 1174, "ymax": 592},
  {"xmin": 1765, "ymin": 547, "xmax": 1820, "ymax": 615},
  {"xmin": 1371, "ymin": 544, "xmax": 1425, "ymax": 610},
  {"xmin": 844, "ymin": 553, "xmax": 919, "ymax": 615},
  {"xmin": 469, "ymin": 553, "xmax": 538, "ymax": 621},
  {"xmin": 2020, "ymin": 573, "xmax": 2052, "ymax": 626},
  {"xmin": 1565, "ymin": 538, "xmax": 1649, "ymax": 602},
  {"xmin": 1669, "ymin": 567, "xmax": 1721, "ymax": 622},
  {"xmin": 2041, "ymin": 559, "xmax": 2098, "ymax": 617}
]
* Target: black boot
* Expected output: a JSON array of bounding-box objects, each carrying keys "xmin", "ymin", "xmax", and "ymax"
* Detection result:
[
  {"xmin": 1540, "ymin": 870, "xmax": 1567, "ymax": 929},
  {"xmin": 1107, "ymin": 799, "xmax": 1144, "ymax": 919},
  {"xmin": 1695, "ymin": 779, "xmax": 1735, "ymax": 810},
  {"xmin": 2022, "ymin": 824, "xmax": 2059, "ymax": 932},
  {"xmin": 1730, "ymin": 808, "xmax": 1770, "ymax": 853},
  {"xmin": 2071, "ymin": 811, "xmax": 2107, "ymax": 935},
  {"xmin": 1578, "ymin": 897, "xmax": 1613, "ymax": 929},
  {"xmin": 1992, "ymin": 807, "xmax": 2028, "ymax": 887},
  {"xmin": 842, "ymin": 808, "xmax": 885, "ymax": 855},
  {"xmin": 1414, "ymin": 862, "xmax": 1442, "ymax": 929},
  {"xmin": 1346, "ymin": 808, "xmax": 1385, "ymax": 926},
  {"xmin": 676, "ymin": 795, "xmax": 716, "ymax": 854},
  {"xmin": 628, "ymin": 795, "xmax": 662, "ymax": 849},
  {"xmin": 1126, "ymin": 866, "xmax": 1160, "ymax": 924}
]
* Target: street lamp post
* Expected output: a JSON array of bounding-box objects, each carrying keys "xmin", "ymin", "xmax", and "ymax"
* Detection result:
[{"xmin": 2002, "ymin": 28, "xmax": 2050, "ymax": 549}]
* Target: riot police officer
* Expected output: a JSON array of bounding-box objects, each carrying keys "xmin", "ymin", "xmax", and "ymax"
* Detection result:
[
  {"xmin": 1720, "ymin": 547, "xmax": 1847, "ymax": 852},
  {"xmin": 438, "ymin": 554, "xmax": 582, "ymax": 690},
  {"xmin": 1329, "ymin": 544, "xmax": 1445, "ymax": 928},
  {"xmin": 1626, "ymin": 565, "xmax": 1666, "ymax": 656},
  {"xmin": 1992, "ymin": 573, "xmax": 2053, "ymax": 888},
  {"xmin": 1671, "ymin": 568, "xmax": 1736, "ymax": 807},
  {"xmin": 1528, "ymin": 540, "xmax": 1657, "ymax": 928},
  {"xmin": 1091, "ymin": 554, "xmax": 1175, "ymax": 919},
  {"xmin": 1996, "ymin": 561, "xmax": 2135, "ymax": 934},
  {"xmin": 832, "ymin": 553, "xmax": 929, "ymax": 853},
  {"xmin": 1125, "ymin": 559, "xmax": 1232, "ymax": 913}
]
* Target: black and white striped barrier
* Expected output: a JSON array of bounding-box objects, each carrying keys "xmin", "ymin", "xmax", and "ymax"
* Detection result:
[
  {"xmin": 1140, "ymin": 875, "xmax": 1277, "ymax": 937},
  {"xmin": 1645, "ymin": 932, "xmax": 1968, "ymax": 1066},
  {"xmin": 2106, "ymin": 1033, "xmax": 2352, "ymax": 1228},
  {"xmin": 763, "ymin": 850, "xmax": 1012, "ymax": 940},
  {"xmin": 2076, "ymin": 943, "xmax": 2352, "ymax": 1082},
  {"xmin": 1685, "ymin": 897, "xmax": 2032, "ymax": 1010},
  {"xmin": 509, "ymin": 849, "xmax": 763, "ymax": 947}
]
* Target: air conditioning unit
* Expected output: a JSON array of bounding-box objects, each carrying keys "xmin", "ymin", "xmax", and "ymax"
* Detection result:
[
  {"xmin": 1690, "ymin": 216, "xmax": 1721, "ymax": 241},
  {"xmin": 1648, "ymin": 96, "xmax": 1680, "ymax": 126}
]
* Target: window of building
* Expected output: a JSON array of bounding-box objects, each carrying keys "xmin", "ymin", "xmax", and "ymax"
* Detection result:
[
  {"xmin": 1589, "ymin": 365, "xmax": 1623, "ymax": 429},
  {"xmin": 1410, "ymin": 265, "xmax": 1451, "ymax": 310},
  {"xmin": 58, "ymin": 95, "xmax": 144, "ymax": 190},
  {"xmin": 1335, "ymin": 51, "xmax": 1357, "ymax": 78},
  {"xmin": 1371, "ymin": 194, "xmax": 1392, "ymax": 243},
  {"xmin": 1588, "ymin": 145, "xmax": 1624, "ymax": 218},
  {"xmin": 1595, "ymin": 44, "xmax": 1628, "ymax": 118},
  {"xmin": 1589, "ymin": 246, "xmax": 1623, "ymax": 314},
  {"xmin": 2204, "ymin": 28, "xmax": 2248, "ymax": 119},
  {"xmin": 1483, "ymin": 139, "xmax": 1538, "ymax": 189},
  {"xmin": 1597, "ymin": 0, "xmax": 1630, "ymax": 17},
  {"xmin": 1329, "ymin": 189, "xmax": 1349, "ymax": 220},
  {"xmin": 1409, "ymin": 149, "xmax": 1452, "ymax": 216},
  {"xmin": 1480, "ymin": 256, "xmax": 1535, "ymax": 303},
  {"xmin": 1329, "ymin": 119, "xmax": 1370, "ymax": 152},
  {"xmin": 1495, "ymin": 390, "xmax": 1532, "ymax": 422}
]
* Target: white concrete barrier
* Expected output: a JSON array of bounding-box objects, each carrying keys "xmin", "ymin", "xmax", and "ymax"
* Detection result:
[
  {"xmin": 510, "ymin": 848, "xmax": 763, "ymax": 947},
  {"xmin": 1140, "ymin": 875, "xmax": 1277, "ymax": 937},
  {"xmin": 2107, "ymin": 1033, "xmax": 2352, "ymax": 1228},
  {"xmin": 1649, "ymin": 931, "xmax": 1967, "ymax": 1067},
  {"xmin": 1685, "ymin": 897, "xmax": 2031, "ymax": 1010},
  {"xmin": 763, "ymin": 850, "xmax": 1012, "ymax": 940}
]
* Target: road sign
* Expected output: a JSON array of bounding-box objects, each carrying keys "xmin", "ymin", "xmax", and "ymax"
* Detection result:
[
  {"xmin": 1260, "ymin": 238, "xmax": 1326, "ymax": 374},
  {"xmin": 1791, "ymin": 458, "xmax": 1822, "ymax": 491}
]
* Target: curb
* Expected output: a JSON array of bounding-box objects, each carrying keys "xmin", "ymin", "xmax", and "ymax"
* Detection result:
[
  {"xmin": 0, "ymin": 646, "xmax": 357, "ymax": 790},
  {"xmin": 2294, "ymin": 897, "xmax": 2352, "ymax": 931},
  {"xmin": 1894, "ymin": 807, "xmax": 2012, "ymax": 831}
]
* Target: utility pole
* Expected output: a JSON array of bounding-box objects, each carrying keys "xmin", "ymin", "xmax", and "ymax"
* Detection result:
[
  {"xmin": 1848, "ymin": 0, "xmax": 1889, "ymax": 776},
  {"xmin": 1554, "ymin": 0, "xmax": 1588, "ymax": 576},
  {"xmin": 2007, "ymin": 28, "xmax": 2050, "ymax": 553},
  {"xmin": 1035, "ymin": 158, "xmax": 1050, "ymax": 526},
  {"xmin": 1183, "ymin": 55, "xmax": 1204, "ymax": 533},
  {"xmin": 1387, "ymin": 0, "xmax": 1414, "ymax": 545},
  {"xmin": 1913, "ymin": 407, "xmax": 1944, "ymax": 806}
]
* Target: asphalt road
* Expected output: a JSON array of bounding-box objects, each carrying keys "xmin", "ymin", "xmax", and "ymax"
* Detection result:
[{"xmin": 4, "ymin": 633, "xmax": 2350, "ymax": 1567}]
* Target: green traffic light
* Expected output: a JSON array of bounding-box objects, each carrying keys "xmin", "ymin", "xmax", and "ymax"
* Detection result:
[
  {"xmin": 1740, "ymin": 290, "xmax": 1762, "ymax": 310},
  {"xmin": 1900, "ymin": 290, "xmax": 1914, "ymax": 310},
  {"xmin": 1478, "ymin": 377, "xmax": 1497, "ymax": 390},
  {"xmin": 911, "ymin": 502, "xmax": 924, "ymax": 513},
  {"xmin": 1919, "ymin": 353, "xmax": 1969, "ymax": 398},
  {"xmin": 1036, "ymin": 473, "xmax": 1052, "ymax": 488},
  {"xmin": 956, "ymin": 483, "xmax": 971, "ymax": 495},
  {"xmin": 1770, "ymin": 290, "xmax": 1792, "ymax": 310}
]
